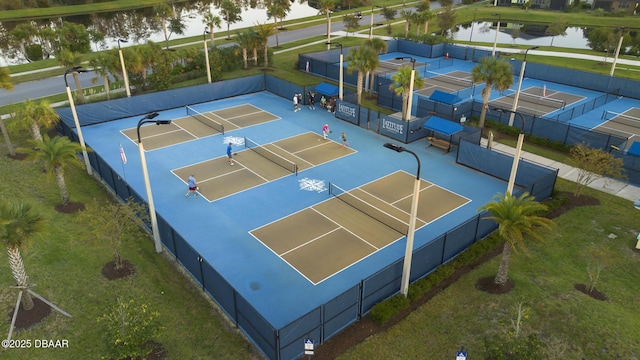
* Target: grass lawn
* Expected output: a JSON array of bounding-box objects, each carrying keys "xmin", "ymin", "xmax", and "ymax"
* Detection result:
[
  {"xmin": 0, "ymin": 130, "xmax": 257, "ymax": 359},
  {"xmin": 337, "ymin": 179, "xmax": 640, "ymax": 359}
]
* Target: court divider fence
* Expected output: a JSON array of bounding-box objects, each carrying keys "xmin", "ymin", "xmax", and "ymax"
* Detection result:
[{"xmin": 53, "ymin": 42, "xmax": 633, "ymax": 358}]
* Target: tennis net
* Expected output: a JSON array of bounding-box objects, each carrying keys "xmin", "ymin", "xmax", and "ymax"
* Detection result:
[
  {"xmin": 602, "ymin": 110, "xmax": 640, "ymax": 127},
  {"xmin": 328, "ymin": 183, "xmax": 408, "ymax": 235},
  {"xmin": 244, "ymin": 137, "xmax": 298, "ymax": 175},
  {"xmin": 517, "ymin": 92, "xmax": 565, "ymax": 109},
  {"xmin": 186, "ymin": 105, "xmax": 224, "ymax": 134},
  {"xmin": 427, "ymin": 71, "xmax": 473, "ymax": 88}
]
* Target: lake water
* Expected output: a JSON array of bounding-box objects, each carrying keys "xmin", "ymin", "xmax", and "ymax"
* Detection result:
[{"xmin": 455, "ymin": 22, "xmax": 590, "ymax": 49}]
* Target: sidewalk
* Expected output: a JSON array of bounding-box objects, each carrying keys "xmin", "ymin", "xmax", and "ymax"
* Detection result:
[{"xmin": 482, "ymin": 138, "xmax": 640, "ymax": 203}]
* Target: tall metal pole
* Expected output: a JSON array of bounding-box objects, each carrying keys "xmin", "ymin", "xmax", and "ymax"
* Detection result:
[
  {"xmin": 494, "ymin": 108, "xmax": 525, "ymax": 195},
  {"xmin": 383, "ymin": 143, "xmax": 421, "ymax": 297},
  {"xmin": 118, "ymin": 39, "xmax": 131, "ymax": 97},
  {"xmin": 204, "ymin": 29, "xmax": 212, "ymax": 83},
  {"xmin": 327, "ymin": 42, "xmax": 343, "ymax": 101},
  {"xmin": 509, "ymin": 46, "xmax": 538, "ymax": 126},
  {"xmin": 610, "ymin": 27, "xmax": 624, "ymax": 77},
  {"xmin": 492, "ymin": 14, "xmax": 501, "ymax": 57},
  {"xmin": 369, "ymin": 6, "xmax": 376, "ymax": 39},
  {"xmin": 64, "ymin": 67, "xmax": 92, "ymax": 176},
  {"xmin": 137, "ymin": 113, "xmax": 171, "ymax": 253}
]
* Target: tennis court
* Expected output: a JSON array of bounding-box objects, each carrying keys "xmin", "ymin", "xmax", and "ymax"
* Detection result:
[
  {"xmin": 490, "ymin": 86, "xmax": 584, "ymax": 117},
  {"xmin": 172, "ymin": 132, "xmax": 356, "ymax": 202},
  {"xmin": 121, "ymin": 104, "xmax": 279, "ymax": 150},
  {"xmin": 250, "ymin": 171, "xmax": 470, "ymax": 284},
  {"xmin": 374, "ymin": 57, "xmax": 429, "ymax": 77},
  {"xmin": 416, "ymin": 70, "xmax": 474, "ymax": 97},
  {"xmin": 595, "ymin": 108, "xmax": 640, "ymax": 145}
]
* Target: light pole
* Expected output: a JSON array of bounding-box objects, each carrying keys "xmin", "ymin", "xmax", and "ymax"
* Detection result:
[
  {"xmin": 383, "ymin": 143, "xmax": 421, "ymax": 297},
  {"xmin": 64, "ymin": 66, "xmax": 92, "ymax": 176},
  {"xmin": 509, "ymin": 46, "xmax": 538, "ymax": 126},
  {"xmin": 137, "ymin": 112, "xmax": 172, "ymax": 253},
  {"xmin": 493, "ymin": 107, "xmax": 525, "ymax": 195},
  {"xmin": 369, "ymin": 5, "xmax": 381, "ymax": 39},
  {"xmin": 117, "ymin": 39, "xmax": 131, "ymax": 97},
  {"xmin": 610, "ymin": 27, "xmax": 625, "ymax": 77},
  {"xmin": 327, "ymin": 42, "xmax": 343, "ymax": 100},
  {"xmin": 203, "ymin": 29, "xmax": 212, "ymax": 83},
  {"xmin": 396, "ymin": 57, "xmax": 416, "ymax": 121},
  {"xmin": 492, "ymin": 13, "xmax": 501, "ymax": 57},
  {"xmin": 465, "ymin": 9, "xmax": 478, "ymax": 60}
]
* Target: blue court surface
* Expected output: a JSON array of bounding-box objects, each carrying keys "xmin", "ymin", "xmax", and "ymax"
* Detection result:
[{"xmin": 80, "ymin": 91, "xmax": 509, "ymax": 328}]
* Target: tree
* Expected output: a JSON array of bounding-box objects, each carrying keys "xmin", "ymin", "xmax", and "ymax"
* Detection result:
[
  {"xmin": 436, "ymin": 5, "xmax": 457, "ymax": 37},
  {"xmin": 220, "ymin": 0, "xmax": 242, "ymax": 40},
  {"xmin": 546, "ymin": 16, "xmax": 569, "ymax": 47},
  {"xmin": 235, "ymin": 30, "xmax": 252, "ymax": 70},
  {"xmin": 363, "ymin": 38, "xmax": 388, "ymax": 94},
  {"xmin": 24, "ymin": 135, "xmax": 88, "ymax": 206},
  {"xmin": 9, "ymin": 98, "xmax": 58, "ymax": 142},
  {"xmin": 381, "ymin": 7, "xmax": 397, "ymax": 35},
  {"xmin": 400, "ymin": 10, "xmax": 413, "ymax": 38},
  {"xmin": 343, "ymin": 14, "xmax": 360, "ymax": 36},
  {"xmin": 471, "ymin": 56, "xmax": 513, "ymax": 129},
  {"xmin": 80, "ymin": 198, "xmax": 149, "ymax": 272},
  {"xmin": 203, "ymin": 12, "xmax": 222, "ymax": 47},
  {"xmin": 420, "ymin": 10, "xmax": 435, "ymax": 36},
  {"xmin": 56, "ymin": 21, "xmax": 91, "ymax": 54},
  {"xmin": 266, "ymin": 0, "xmax": 289, "ymax": 47},
  {"xmin": 569, "ymin": 143, "xmax": 626, "ymax": 198},
  {"xmin": 153, "ymin": 3, "xmax": 172, "ymax": 49},
  {"xmin": 0, "ymin": 201, "xmax": 45, "ymax": 311},
  {"xmin": 57, "ymin": 49, "xmax": 87, "ymax": 104},
  {"xmin": 88, "ymin": 51, "xmax": 117, "ymax": 100},
  {"xmin": 480, "ymin": 192, "xmax": 555, "ymax": 286},
  {"xmin": 390, "ymin": 66, "xmax": 424, "ymax": 120},
  {"xmin": 346, "ymin": 45, "xmax": 379, "ymax": 105},
  {"xmin": 1, "ymin": 66, "xmax": 14, "ymax": 91},
  {"xmin": 254, "ymin": 22, "xmax": 275, "ymax": 67},
  {"xmin": 318, "ymin": 0, "xmax": 335, "ymax": 46}
]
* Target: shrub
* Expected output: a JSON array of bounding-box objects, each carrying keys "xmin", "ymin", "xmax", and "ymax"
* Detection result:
[{"xmin": 97, "ymin": 297, "xmax": 163, "ymax": 360}]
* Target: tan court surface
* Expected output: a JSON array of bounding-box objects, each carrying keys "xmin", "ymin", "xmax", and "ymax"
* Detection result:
[
  {"xmin": 490, "ymin": 87, "xmax": 584, "ymax": 117},
  {"xmin": 595, "ymin": 107, "xmax": 640, "ymax": 146},
  {"xmin": 416, "ymin": 70, "xmax": 474, "ymax": 97},
  {"xmin": 172, "ymin": 132, "xmax": 356, "ymax": 201},
  {"xmin": 121, "ymin": 104, "xmax": 279, "ymax": 150},
  {"xmin": 250, "ymin": 171, "xmax": 470, "ymax": 284}
]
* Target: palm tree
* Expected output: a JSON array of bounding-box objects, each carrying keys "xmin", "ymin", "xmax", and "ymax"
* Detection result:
[
  {"xmin": 89, "ymin": 51, "xmax": 117, "ymax": 100},
  {"xmin": 203, "ymin": 12, "xmax": 222, "ymax": 47},
  {"xmin": 235, "ymin": 30, "xmax": 252, "ymax": 70},
  {"xmin": 266, "ymin": 1, "xmax": 288, "ymax": 48},
  {"xmin": 421, "ymin": 10, "xmax": 435, "ymax": 35},
  {"xmin": 25, "ymin": 135, "xmax": 88, "ymax": 206},
  {"xmin": 153, "ymin": 3, "xmax": 172, "ymax": 49},
  {"xmin": 0, "ymin": 201, "xmax": 45, "ymax": 311},
  {"xmin": 471, "ymin": 56, "xmax": 514, "ymax": 129},
  {"xmin": 57, "ymin": 49, "xmax": 86, "ymax": 104},
  {"xmin": 363, "ymin": 38, "xmax": 388, "ymax": 95},
  {"xmin": 346, "ymin": 46, "xmax": 379, "ymax": 105},
  {"xmin": 10, "ymin": 99, "xmax": 58, "ymax": 142},
  {"xmin": 255, "ymin": 23, "xmax": 275, "ymax": 68},
  {"xmin": 247, "ymin": 28, "xmax": 260, "ymax": 67},
  {"xmin": 318, "ymin": 0, "xmax": 335, "ymax": 47},
  {"xmin": 480, "ymin": 192, "xmax": 555, "ymax": 286},
  {"xmin": 400, "ymin": 10, "xmax": 413, "ymax": 38},
  {"xmin": 390, "ymin": 66, "xmax": 425, "ymax": 120},
  {"xmin": 220, "ymin": 0, "xmax": 242, "ymax": 40}
]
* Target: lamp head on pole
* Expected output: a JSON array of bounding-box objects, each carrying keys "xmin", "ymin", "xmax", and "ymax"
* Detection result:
[
  {"xmin": 203, "ymin": 28, "xmax": 210, "ymax": 41},
  {"xmin": 145, "ymin": 112, "xmax": 160, "ymax": 120},
  {"xmin": 326, "ymin": 42, "xmax": 342, "ymax": 52},
  {"xmin": 395, "ymin": 56, "xmax": 416, "ymax": 69},
  {"xmin": 64, "ymin": 66, "xmax": 84, "ymax": 87},
  {"xmin": 117, "ymin": 38, "xmax": 128, "ymax": 49}
]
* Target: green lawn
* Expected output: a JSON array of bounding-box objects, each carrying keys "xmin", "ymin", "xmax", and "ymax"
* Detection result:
[{"xmin": 2, "ymin": 2, "xmax": 640, "ymax": 359}]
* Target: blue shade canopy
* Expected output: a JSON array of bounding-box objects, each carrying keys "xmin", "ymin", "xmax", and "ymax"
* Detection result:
[
  {"xmin": 429, "ymin": 90, "xmax": 461, "ymax": 105},
  {"xmin": 314, "ymin": 82, "xmax": 339, "ymax": 97},
  {"xmin": 423, "ymin": 116, "xmax": 464, "ymax": 136}
]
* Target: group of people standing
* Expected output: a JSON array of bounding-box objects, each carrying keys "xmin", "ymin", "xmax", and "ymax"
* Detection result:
[{"xmin": 294, "ymin": 92, "xmax": 337, "ymax": 113}]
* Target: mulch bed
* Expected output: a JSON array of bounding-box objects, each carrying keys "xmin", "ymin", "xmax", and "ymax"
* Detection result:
[
  {"xmin": 6, "ymin": 296, "xmax": 52, "ymax": 331},
  {"xmin": 101, "ymin": 260, "xmax": 136, "ymax": 280},
  {"xmin": 311, "ymin": 192, "xmax": 601, "ymax": 359},
  {"xmin": 55, "ymin": 202, "xmax": 85, "ymax": 213},
  {"xmin": 8, "ymin": 152, "xmax": 29, "ymax": 161}
]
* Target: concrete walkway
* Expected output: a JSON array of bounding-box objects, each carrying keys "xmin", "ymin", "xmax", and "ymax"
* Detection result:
[{"xmin": 483, "ymin": 139, "xmax": 640, "ymax": 203}]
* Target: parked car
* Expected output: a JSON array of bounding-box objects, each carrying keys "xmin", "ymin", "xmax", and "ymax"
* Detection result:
[{"xmin": 354, "ymin": 11, "xmax": 362, "ymax": 19}]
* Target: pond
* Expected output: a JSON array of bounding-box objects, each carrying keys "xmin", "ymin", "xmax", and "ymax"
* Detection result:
[
  {"xmin": 0, "ymin": 1, "xmax": 318, "ymax": 66},
  {"xmin": 455, "ymin": 22, "xmax": 590, "ymax": 49}
]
